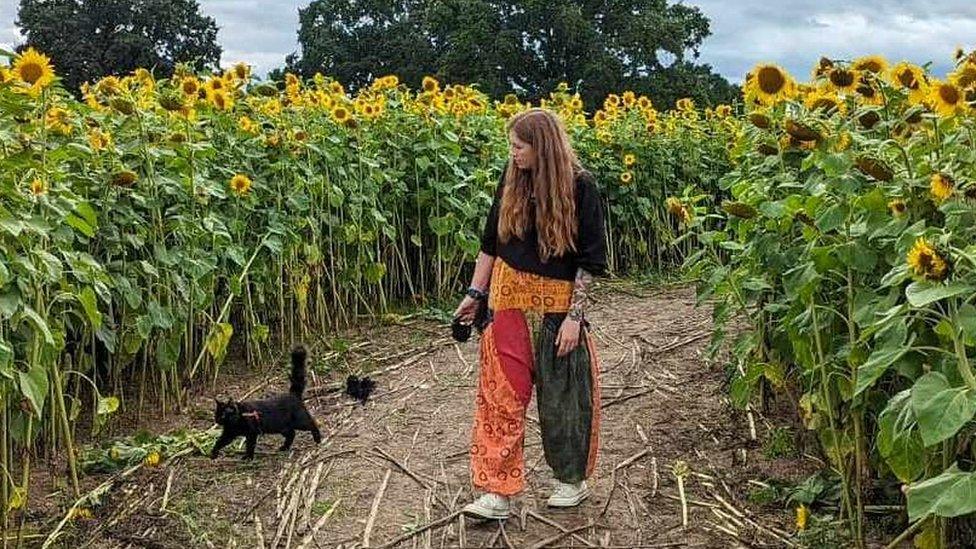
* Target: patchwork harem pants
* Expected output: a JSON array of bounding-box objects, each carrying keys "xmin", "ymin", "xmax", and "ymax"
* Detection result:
[{"xmin": 470, "ymin": 260, "xmax": 601, "ymax": 496}]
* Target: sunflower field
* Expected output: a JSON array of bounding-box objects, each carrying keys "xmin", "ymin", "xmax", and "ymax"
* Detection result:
[
  {"xmin": 687, "ymin": 51, "xmax": 976, "ymax": 546},
  {"xmin": 0, "ymin": 47, "xmax": 732, "ymax": 523}
]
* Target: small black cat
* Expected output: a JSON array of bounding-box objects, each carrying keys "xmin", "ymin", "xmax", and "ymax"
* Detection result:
[
  {"xmin": 345, "ymin": 375, "xmax": 376, "ymax": 404},
  {"xmin": 211, "ymin": 345, "xmax": 321, "ymax": 460}
]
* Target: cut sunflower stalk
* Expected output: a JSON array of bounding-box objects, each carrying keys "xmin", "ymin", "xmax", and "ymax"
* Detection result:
[{"xmin": 672, "ymin": 460, "xmax": 690, "ymax": 528}]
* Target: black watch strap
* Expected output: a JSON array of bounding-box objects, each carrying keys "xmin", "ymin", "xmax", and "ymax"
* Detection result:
[{"xmin": 466, "ymin": 287, "xmax": 488, "ymax": 300}]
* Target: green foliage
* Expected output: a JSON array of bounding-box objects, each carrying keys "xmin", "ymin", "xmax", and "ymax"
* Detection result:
[
  {"xmin": 16, "ymin": 0, "xmax": 221, "ymax": 93},
  {"xmin": 286, "ymin": 0, "xmax": 738, "ymax": 109}
]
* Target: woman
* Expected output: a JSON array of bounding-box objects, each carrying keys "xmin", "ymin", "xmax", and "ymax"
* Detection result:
[{"xmin": 454, "ymin": 108, "xmax": 607, "ymax": 519}]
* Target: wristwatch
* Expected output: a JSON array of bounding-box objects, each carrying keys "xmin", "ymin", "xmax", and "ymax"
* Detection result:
[{"xmin": 466, "ymin": 287, "xmax": 488, "ymax": 300}]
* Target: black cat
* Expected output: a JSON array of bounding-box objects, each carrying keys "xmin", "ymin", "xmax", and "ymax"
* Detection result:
[{"xmin": 211, "ymin": 345, "xmax": 321, "ymax": 460}]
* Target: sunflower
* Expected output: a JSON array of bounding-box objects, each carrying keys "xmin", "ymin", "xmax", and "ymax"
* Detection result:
[
  {"xmin": 421, "ymin": 76, "xmax": 440, "ymax": 94},
  {"xmin": 748, "ymin": 111, "xmax": 772, "ymax": 129},
  {"xmin": 623, "ymin": 153, "xmax": 636, "ymax": 167},
  {"xmin": 229, "ymin": 174, "xmax": 253, "ymax": 196},
  {"xmin": 622, "ymin": 91, "xmax": 636, "ymax": 107},
  {"xmin": 29, "ymin": 178, "xmax": 47, "ymax": 196},
  {"xmin": 13, "ymin": 48, "xmax": 55, "ymax": 95},
  {"xmin": 714, "ymin": 104, "xmax": 733, "ymax": 118},
  {"xmin": 827, "ymin": 67, "xmax": 858, "ymax": 93},
  {"xmin": 96, "ymin": 76, "xmax": 124, "ymax": 98},
  {"xmin": 929, "ymin": 80, "xmax": 968, "ymax": 117},
  {"xmin": 332, "ymin": 105, "xmax": 351, "ymax": 125},
  {"xmin": 208, "ymin": 89, "xmax": 234, "ymax": 111},
  {"xmin": 111, "ymin": 170, "xmax": 138, "ymax": 187},
  {"xmin": 890, "ymin": 62, "xmax": 930, "ymax": 103},
  {"xmin": 907, "ymin": 237, "xmax": 949, "ymax": 281},
  {"xmin": 676, "ymin": 97, "xmax": 695, "ymax": 111},
  {"xmin": 852, "ymin": 55, "xmax": 889, "ymax": 75},
  {"xmin": 888, "ymin": 199, "xmax": 907, "ymax": 216},
  {"xmin": 855, "ymin": 156, "xmax": 893, "ymax": 181},
  {"xmin": 0, "ymin": 66, "xmax": 12, "ymax": 85},
  {"xmin": 44, "ymin": 106, "xmax": 72, "ymax": 135},
  {"xmin": 666, "ymin": 197, "xmax": 692, "ymax": 223},
  {"xmin": 232, "ymin": 62, "xmax": 251, "ymax": 82},
  {"xmin": 238, "ymin": 116, "xmax": 259, "ymax": 135},
  {"xmin": 87, "ymin": 129, "xmax": 112, "ymax": 151},
  {"xmin": 746, "ymin": 64, "xmax": 794, "ymax": 105},
  {"xmin": 619, "ymin": 171, "xmax": 634, "ymax": 185},
  {"xmin": 181, "ymin": 76, "xmax": 200, "ymax": 97},
  {"xmin": 930, "ymin": 172, "xmax": 954, "ymax": 201},
  {"xmin": 803, "ymin": 90, "xmax": 845, "ymax": 114},
  {"xmin": 950, "ymin": 62, "xmax": 976, "ymax": 89},
  {"xmin": 637, "ymin": 96, "xmax": 652, "ymax": 110},
  {"xmin": 605, "ymin": 94, "xmax": 621, "ymax": 108},
  {"xmin": 854, "ymin": 77, "xmax": 884, "ymax": 106},
  {"xmin": 721, "ymin": 201, "xmax": 758, "ymax": 219},
  {"xmin": 812, "ymin": 57, "xmax": 834, "ymax": 80}
]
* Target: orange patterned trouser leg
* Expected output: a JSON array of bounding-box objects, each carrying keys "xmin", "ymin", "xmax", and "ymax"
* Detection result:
[
  {"xmin": 470, "ymin": 310, "xmax": 534, "ymax": 496},
  {"xmin": 470, "ymin": 260, "xmax": 600, "ymax": 496}
]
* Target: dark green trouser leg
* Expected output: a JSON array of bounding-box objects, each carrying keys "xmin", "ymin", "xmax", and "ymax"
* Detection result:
[{"xmin": 535, "ymin": 313, "xmax": 594, "ymax": 484}]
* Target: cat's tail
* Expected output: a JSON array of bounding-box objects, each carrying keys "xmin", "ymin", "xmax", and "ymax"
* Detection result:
[{"xmin": 289, "ymin": 345, "xmax": 308, "ymax": 396}]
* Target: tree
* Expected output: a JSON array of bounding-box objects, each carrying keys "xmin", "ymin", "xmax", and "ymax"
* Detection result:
[
  {"xmin": 287, "ymin": 0, "xmax": 738, "ymax": 109},
  {"xmin": 16, "ymin": 0, "xmax": 222, "ymax": 93},
  {"xmin": 286, "ymin": 0, "xmax": 438, "ymax": 92}
]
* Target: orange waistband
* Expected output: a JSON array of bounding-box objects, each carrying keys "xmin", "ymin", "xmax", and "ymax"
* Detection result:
[{"xmin": 488, "ymin": 260, "xmax": 573, "ymax": 314}]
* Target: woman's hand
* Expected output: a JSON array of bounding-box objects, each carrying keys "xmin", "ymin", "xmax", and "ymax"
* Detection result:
[
  {"xmin": 454, "ymin": 295, "xmax": 479, "ymax": 323},
  {"xmin": 555, "ymin": 317, "xmax": 582, "ymax": 357}
]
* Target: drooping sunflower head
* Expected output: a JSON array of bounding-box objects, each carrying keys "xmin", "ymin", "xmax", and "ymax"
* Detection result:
[
  {"xmin": 208, "ymin": 89, "xmax": 233, "ymax": 111},
  {"xmin": 232, "ymin": 62, "xmax": 251, "ymax": 82},
  {"xmin": 930, "ymin": 172, "xmax": 954, "ymax": 201},
  {"xmin": 929, "ymin": 80, "xmax": 967, "ymax": 117},
  {"xmin": 888, "ymin": 199, "xmax": 908, "ymax": 217},
  {"xmin": 852, "ymin": 55, "xmax": 889, "ymax": 75},
  {"xmin": 891, "ymin": 62, "xmax": 926, "ymax": 91},
  {"xmin": 13, "ymin": 47, "xmax": 55, "ymax": 94},
  {"xmin": 950, "ymin": 61, "xmax": 976, "ymax": 89},
  {"xmin": 747, "ymin": 64, "xmax": 794, "ymax": 105},
  {"xmin": 229, "ymin": 174, "xmax": 253, "ymax": 196},
  {"xmin": 855, "ymin": 76, "xmax": 884, "ymax": 105},
  {"xmin": 812, "ymin": 57, "xmax": 835, "ymax": 80},
  {"xmin": 804, "ymin": 90, "xmax": 845, "ymax": 114},
  {"xmin": 111, "ymin": 169, "xmax": 138, "ymax": 187},
  {"xmin": 828, "ymin": 67, "xmax": 858, "ymax": 92},
  {"xmin": 907, "ymin": 237, "xmax": 949, "ymax": 281},
  {"xmin": 721, "ymin": 201, "xmax": 758, "ymax": 219},
  {"xmin": 748, "ymin": 111, "xmax": 772, "ymax": 129},
  {"xmin": 44, "ymin": 106, "xmax": 72, "ymax": 134}
]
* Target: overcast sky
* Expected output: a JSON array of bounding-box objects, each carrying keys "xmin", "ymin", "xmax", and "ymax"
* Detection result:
[{"xmin": 2, "ymin": 1, "xmax": 975, "ymax": 84}]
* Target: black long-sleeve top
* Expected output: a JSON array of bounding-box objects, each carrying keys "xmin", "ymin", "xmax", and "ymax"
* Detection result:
[{"xmin": 480, "ymin": 170, "xmax": 608, "ymax": 281}]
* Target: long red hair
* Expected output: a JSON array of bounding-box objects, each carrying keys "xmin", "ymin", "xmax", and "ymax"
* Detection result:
[{"xmin": 498, "ymin": 108, "xmax": 581, "ymax": 261}]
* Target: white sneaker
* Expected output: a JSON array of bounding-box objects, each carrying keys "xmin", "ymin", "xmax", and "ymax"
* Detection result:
[
  {"xmin": 547, "ymin": 480, "xmax": 590, "ymax": 507},
  {"xmin": 462, "ymin": 493, "xmax": 510, "ymax": 520}
]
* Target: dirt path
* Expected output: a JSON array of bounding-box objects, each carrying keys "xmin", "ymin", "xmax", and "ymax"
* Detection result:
[{"xmin": 63, "ymin": 284, "xmax": 814, "ymax": 549}]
